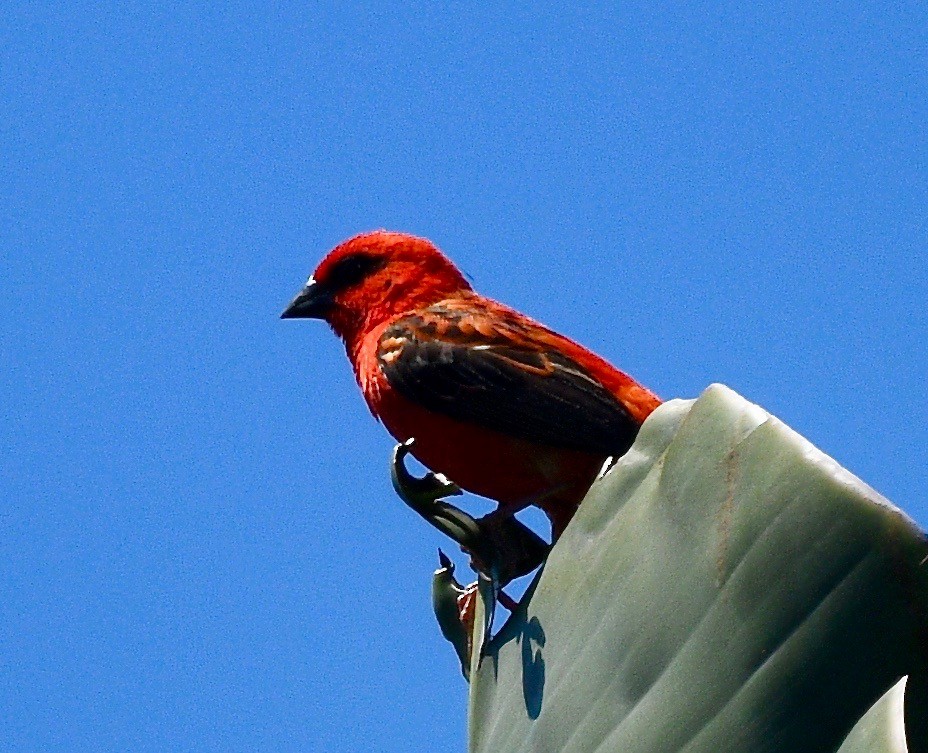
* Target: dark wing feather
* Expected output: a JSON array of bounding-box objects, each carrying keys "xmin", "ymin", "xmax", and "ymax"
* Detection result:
[{"xmin": 378, "ymin": 310, "xmax": 639, "ymax": 455}]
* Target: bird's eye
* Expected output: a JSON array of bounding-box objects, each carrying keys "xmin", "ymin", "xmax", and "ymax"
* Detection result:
[{"xmin": 325, "ymin": 253, "xmax": 385, "ymax": 291}]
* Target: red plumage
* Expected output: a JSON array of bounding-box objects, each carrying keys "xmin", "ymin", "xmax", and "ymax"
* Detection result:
[{"xmin": 282, "ymin": 231, "xmax": 661, "ymax": 537}]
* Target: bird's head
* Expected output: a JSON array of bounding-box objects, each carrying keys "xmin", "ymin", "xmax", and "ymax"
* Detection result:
[{"xmin": 281, "ymin": 231, "xmax": 472, "ymax": 343}]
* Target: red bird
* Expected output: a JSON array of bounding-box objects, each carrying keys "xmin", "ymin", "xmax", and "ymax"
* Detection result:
[{"xmin": 282, "ymin": 231, "xmax": 661, "ymax": 540}]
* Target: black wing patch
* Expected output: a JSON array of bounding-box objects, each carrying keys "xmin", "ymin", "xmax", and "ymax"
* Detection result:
[{"xmin": 378, "ymin": 318, "xmax": 639, "ymax": 456}]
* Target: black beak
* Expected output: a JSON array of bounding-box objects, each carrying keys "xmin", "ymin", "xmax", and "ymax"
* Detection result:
[{"xmin": 280, "ymin": 278, "xmax": 334, "ymax": 320}]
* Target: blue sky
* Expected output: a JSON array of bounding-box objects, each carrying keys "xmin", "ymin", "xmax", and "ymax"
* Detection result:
[{"xmin": 2, "ymin": 3, "xmax": 926, "ymax": 751}]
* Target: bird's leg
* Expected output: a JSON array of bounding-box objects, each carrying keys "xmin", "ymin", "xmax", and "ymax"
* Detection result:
[
  {"xmin": 453, "ymin": 577, "xmax": 519, "ymax": 640},
  {"xmin": 391, "ymin": 439, "xmax": 499, "ymax": 642},
  {"xmin": 391, "ymin": 438, "xmax": 494, "ymax": 564},
  {"xmin": 393, "ymin": 440, "xmax": 549, "ymax": 657},
  {"xmin": 474, "ymin": 506, "xmax": 550, "ymax": 585},
  {"xmin": 392, "ymin": 438, "xmax": 550, "ymax": 584},
  {"xmin": 450, "ymin": 507, "xmax": 548, "ymax": 649},
  {"xmin": 496, "ymin": 589, "xmax": 520, "ymax": 611}
]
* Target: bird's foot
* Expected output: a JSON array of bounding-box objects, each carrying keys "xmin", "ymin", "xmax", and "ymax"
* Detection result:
[
  {"xmin": 456, "ymin": 581, "xmax": 479, "ymax": 629},
  {"xmin": 473, "ymin": 508, "xmax": 550, "ymax": 585},
  {"xmin": 391, "ymin": 439, "xmax": 490, "ymax": 560},
  {"xmin": 394, "ymin": 439, "xmax": 550, "ymax": 666},
  {"xmin": 392, "ymin": 438, "xmax": 550, "ymax": 583},
  {"xmin": 456, "ymin": 580, "xmax": 518, "ymax": 625}
]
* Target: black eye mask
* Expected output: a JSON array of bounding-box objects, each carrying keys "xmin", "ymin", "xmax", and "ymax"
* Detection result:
[{"xmin": 324, "ymin": 253, "xmax": 387, "ymax": 292}]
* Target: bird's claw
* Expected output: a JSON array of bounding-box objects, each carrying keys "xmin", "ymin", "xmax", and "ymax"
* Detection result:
[
  {"xmin": 391, "ymin": 438, "xmax": 461, "ymax": 503},
  {"xmin": 394, "ymin": 439, "xmax": 551, "ymax": 670},
  {"xmin": 392, "ymin": 439, "xmax": 550, "ymax": 583},
  {"xmin": 391, "ymin": 439, "xmax": 497, "ymax": 566}
]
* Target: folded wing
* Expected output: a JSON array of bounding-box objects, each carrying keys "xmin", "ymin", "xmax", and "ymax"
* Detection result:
[{"xmin": 377, "ymin": 303, "xmax": 640, "ymax": 456}]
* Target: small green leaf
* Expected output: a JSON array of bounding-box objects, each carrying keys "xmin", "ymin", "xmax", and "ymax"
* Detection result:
[{"xmin": 432, "ymin": 550, "xmax": 471, "ymax": 679}]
